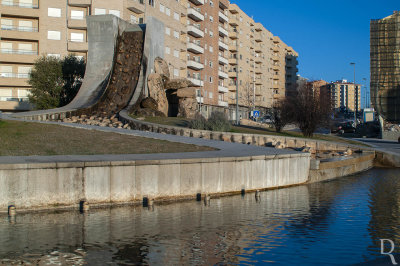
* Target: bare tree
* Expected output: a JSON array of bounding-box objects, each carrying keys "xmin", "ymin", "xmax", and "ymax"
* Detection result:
[
  {"xmin": 271, "ymin": 99, "xmax": 292, "ymax": 132},
  {"xmin": 287, "ymin": 82, "xmax": 332, "ymax": 137},
  {"xmin": 241, "ymin": 80, "xmax": 254, "ymax": 115}
]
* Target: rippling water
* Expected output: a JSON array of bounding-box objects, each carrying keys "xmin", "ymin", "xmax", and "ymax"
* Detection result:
[{"xmin": 1, "ymin": 168, "xmax": 400, "ymax": 265}]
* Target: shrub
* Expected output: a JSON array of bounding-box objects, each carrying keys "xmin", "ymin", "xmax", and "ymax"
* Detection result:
[
  {"xmin": 206, "ymin": 111, "xmax": 231, "ymax": 132},
  {"xmin": 189, "ymin": 112, "xmax": 207, "ymax": 130}
]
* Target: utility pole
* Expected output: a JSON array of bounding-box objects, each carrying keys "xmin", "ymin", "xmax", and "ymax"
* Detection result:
[{"xmin": 350, "ymin": 62, "xmax": 357, "ymax": 125}]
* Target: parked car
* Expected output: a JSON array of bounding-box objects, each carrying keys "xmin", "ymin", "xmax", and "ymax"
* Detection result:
[
  {"xmin": 330, "ymin": 121, "xmax": 356, "ymax": 134},
  {"xmin": 261, "ymin": 115, "xmax": 272, "ymax": 124}
]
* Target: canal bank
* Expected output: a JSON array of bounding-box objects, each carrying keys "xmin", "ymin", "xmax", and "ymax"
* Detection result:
[{"xmin": 0, "ymin": 117, "xmax": 378, "ymax": 213}]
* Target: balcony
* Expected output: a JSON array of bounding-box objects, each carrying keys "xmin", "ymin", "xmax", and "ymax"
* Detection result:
[
  {"xmin": 218, "ymin": 100, "xmax": 228, "ymax": 107},
  {"xmin": 68, "ymin": 0, "xmax": 91, "ymax": 6},
  {"xmin": 187, "ymin": 77, "xmax": 203, "ymax": 86},
  {"xmin": 187, "ymin": 59, "xmax": 204, "ymax": 70},
  {"xmin": 218, "ymin": 26, "xmax": 228, "ymax": 37},
  {"xmin": 0, "ymin": 26, "xmax": 39, "ymax": 40},
  {"xmin": 68, "ymin": 41, "xmax": 88, "ymax": 52},
  {"xmin": 273, "ymin": 75, "xmax": 279, "ymax": 80},
  {"xmin": 189, "ymin": 0, "xmax": 204, "ymax": 5},
  {"xmin": 218, "ymin": 70, "xmax": 229, "ymax": 79},
  {"xmin": 127, "ymin": 0, "xmax": 145, "ymax": 14},
  {"xmin": 228, "ymin": 58, "xmax": 237, "ymax": 65},
  {"xmin": 218, "ymin": 11, "xmax": 228, "ymax": 23},
  {"xmin": 229, "ymin": 31, "xmax": 238, "ymax": 39},
  {"xmin": 188, "ymin": 7, "xmax": 204, "ymax": 22},
  {"xmin": 187, "ymin": 25, "xmax": 204, "ymax": 38},
  {"xmin": 228, "ymin": 85, "xmax": 236, "ymax": 92},
  {"xmin": 218, "ymin": 85, "xmax": 229, "ymax": 93},
  {"xmin": 228, "ymin": 71, "xmax": 237, "ymax": 78},
  {"xmin": 187, "ymin": 42, "xmax": 204, "ymax": 54},
  {"xmin": 218, "ymin": 41, "xmax": 228, "ymax": 51},
  {"xmin": 0, "ymin": 73, "xmax": 30, "ymax": 86},
  {"xmin": 272, "ymin": 64, "xmax": 280, "ymax": 71},
  {"xmin": 68, "ymin": 17, "xmax": 87, "ymax": 29},
  {"xmin": 218, "ymin": 56, "xmax": 228, "ymax": 65},
  {"xmin": 1, "ymin": 1, "xmax": 40, "ymax": 17},
  {"xmin": 272, "ymin": 55, "xmax": 279, "ymax": 61},
  {"xmin": 1, "ymin": 0, "xmax": 38, "ymax": 9},
  {"xmin": 255, "ymin": 68, "xmax": 262, "ymax": 74}
]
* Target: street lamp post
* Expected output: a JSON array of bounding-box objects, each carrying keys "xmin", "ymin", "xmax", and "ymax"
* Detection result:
[{"xmin": 350, "ymin": 62, "xmax": 357, "ymax": 126}]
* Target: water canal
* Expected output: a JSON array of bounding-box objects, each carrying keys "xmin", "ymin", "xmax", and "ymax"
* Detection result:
[{"xmin": 1, "ymin": 168, "xmax": 399, "ymax": 265}]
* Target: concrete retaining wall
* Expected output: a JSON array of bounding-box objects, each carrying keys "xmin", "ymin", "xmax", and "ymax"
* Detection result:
[
  {"xmin": 0, "ymin": 153, "xmax": 310, "ymax": 213},
  {"xmin": 308, "ymin": 152, "xmax": 375, "ymax": 183}
]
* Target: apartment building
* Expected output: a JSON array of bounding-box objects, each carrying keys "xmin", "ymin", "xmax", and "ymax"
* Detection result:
[
  {"xmin": 326, "ymin": 80, "xmax": 361, "ymax": 113},
  {"xmin": 0, "ymin": 0, "xmax": 187, "ymax": 111},
  {"xmin": 370, "ymin": 11, "xmax": 400, "ymax": 122},
  {"xmin": 226, "ymin": 3, "xmax": 298, "ymax": 119},
  {"xmin": 1, "ymin": 0, "xmax": 298, "ymax": 118}
]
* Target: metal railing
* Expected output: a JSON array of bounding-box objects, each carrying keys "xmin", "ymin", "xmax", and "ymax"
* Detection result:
[
  {"xmin": 0, "ymin": 72, "xmax": 30, "ymax": 78},
  {"xmin": 0, "ymin": 48, "xmax": 37, "ymax": 55},
  {"xmin": 1, "ymin": 0, "xmax": 39, "ymax": 8},
  {"xmin": 1, "ymin": 24, "xmax": 38, "ymax": 32}
]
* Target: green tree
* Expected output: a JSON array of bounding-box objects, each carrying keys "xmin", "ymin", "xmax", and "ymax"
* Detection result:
[
  {"xmin": 28, "ymin": 56, "xmax": 63, "ymax": 109},
  {"xmin": 28, "ymin": 55, "xmax": 86, "ymax": 110},
  {"xmin": 60, "ymin": 55, "xmax": 85, "ymax": 106}
]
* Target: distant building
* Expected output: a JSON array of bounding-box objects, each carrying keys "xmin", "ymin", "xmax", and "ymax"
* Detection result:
[
  {"xmin": 370, "ymin": 11, "xmax": 400, "ymax": 122},
  {"xmin": 326, "ymin": 80, "xmax": 361, "ymax": 113}
]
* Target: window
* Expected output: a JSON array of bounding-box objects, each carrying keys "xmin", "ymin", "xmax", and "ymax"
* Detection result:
[
  {"xmin": 209, "ymin": 61, "xmax": 213, "ymax": 68},
  {"xmin": 47, "ymin": 53, "xmax": 60, "ymax": 58},
  {"xmin": 209, "ymin": 92, "xmax": 213, "ymax": 98},
  {"xmin": 210, "ymin": 0, "xmax": 213, "ymax": 7},
  {"xmin": 209, "ymin": 16, "xmax": 213, "ymax": 22},
  {"xmin": 1, "ymin": 19, "xmax": 12, "ymax": 30},
  {"xmin": 165, "ymin": 8, "xmax": 170, "ymax": 16},
  {"xmin": 149, "ymin": 0, "xmax": 155, "ymax": 7},
  {"xmin": 159, "ymin": 4, "xmax": 165, "ymax": 13},
  {"xmin": 130, "ymin": 15, "xmax": 138, "ymax": 24},
  {"xmin": 18, "ymin": 66, "xmax": 31, "ymax": 78},
  {"xmin": 209, "ymin": 31, "xmax": 213, "ymax": 37},
  {"xmin": 94, "ymin": 8, "xmax": 106, "ymax": 15},
  {"xmin": 174, "ymin": 12, "xmax": 180, "ymax": 21},
  {"xmin": 75, "ymin": 55, "xmax": 84, "ymax": 60},
  {"xmin": 165, "ymin": 27, "xmax": 170, "ymax": 35},
  {"xmin": 0, "ymin": 66, "xmax": 12, "ymax": 77},
  {"xmin": 18, "ymin": 89, "xmax": 30, "ymax": 99},
  {"xmin": 174, "ymin": 68, "xmax": 179, "ymax": 77},
  {"xmin": 209, "ymin": 46, "xmax": 213, "ymax": 52},
  {"xmin": 109, "ymin": 10, "xmax": 120, "ymax": 18},
  {"xmin": 0, "ymin": 88, "xmax": 12, "ymax": 101},
  {"xmin": 71, "ymin": 10, "xmax": 84, "ymax": 20},
  {"xmin": 48, "ymin": 31, "xmax": 61, "ymax": 40},
  {"xmin": 70, "ymin": 32, "xmax": 84, "ymax": 42},
  {"xmin": 173, "ymin": 30, "xmax": 179, "ymax": 39},
  {"xmin": 173, "ymin": 49, "xmax": 179, "ymax": 58},
  {"xmin": 165, "ymin": 46, "xmax": 170, "ymax": 54},
  {"xmin": 209, "ymin": 76, "xmax": 213, "ymax": 83},
  {"xmin": 48, "ymin": 8, "xmax": 61, "ymax": 18}
]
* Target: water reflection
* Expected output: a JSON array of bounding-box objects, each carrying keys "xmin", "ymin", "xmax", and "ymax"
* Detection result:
[{"xmin": 0, "ymin": 168, "xmax": 399, "ymax": 265}]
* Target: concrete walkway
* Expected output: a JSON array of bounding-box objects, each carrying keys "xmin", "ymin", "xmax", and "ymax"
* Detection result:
[
  {"xmin": 351, "ymin": 138, "xmax": 400, "ymax": 154},
  {"xmin": 0, "ymin": 115, "xmax": 297, "ymax": 164}
]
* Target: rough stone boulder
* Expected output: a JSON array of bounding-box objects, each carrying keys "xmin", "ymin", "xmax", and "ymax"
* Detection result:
[
  {"xmin": 176, "ymin": 87, "xmax": 197, "ymax": 98},
  {"xmin": 140, "ymin": 97, "xmax": 158, "ymax": 110},
  {"xmin": 165, "ymin": 78, "xmax": 197, "ymax": 90},
  {"xmin": 147, "ymin": 73, "xmax": 168, "ymax": 116},
  {"xmin": 154, "ymin": 57, "xmax": 170, "ymax": 80},
  {"xmin": 178, "ymin": 97, "xmax": 198, "ymax": 119}
]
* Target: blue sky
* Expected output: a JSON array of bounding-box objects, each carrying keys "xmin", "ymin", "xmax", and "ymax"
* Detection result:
[{"xmin": 231, "ymin": 0, "xmax": 399, "ymax": 106}]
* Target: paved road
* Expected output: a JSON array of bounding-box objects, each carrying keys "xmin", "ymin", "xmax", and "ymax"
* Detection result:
[
  {"xmin": 0, "ymin": 115, "xmax": 300, "ymax": 164},
  {"xmin": 351, "ymin": 138, "xmax": 400, "ymax": 154}
]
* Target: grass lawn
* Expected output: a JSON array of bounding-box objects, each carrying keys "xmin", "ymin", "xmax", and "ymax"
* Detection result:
[
  {"xmin": 136, "ymin": 116, "xmax": 368, "ymax": 147},
  {"xmin": 0, "ymin": 120, "xmax": 215, "ymax": 156}
]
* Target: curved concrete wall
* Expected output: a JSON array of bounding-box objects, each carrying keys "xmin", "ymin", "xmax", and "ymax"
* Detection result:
[{"xmin": 0, "ymin": 154, "xmax": 310, "ymax": 212}]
